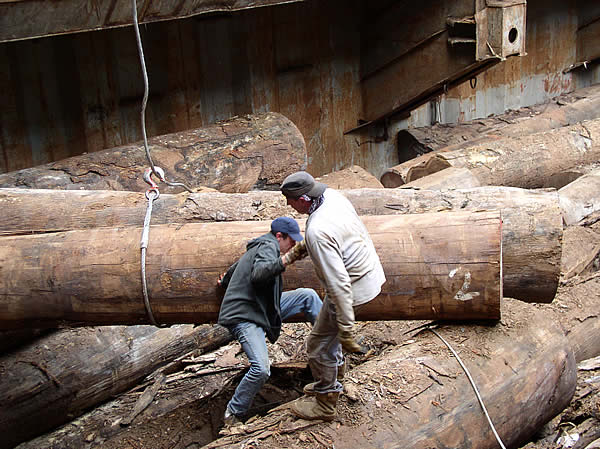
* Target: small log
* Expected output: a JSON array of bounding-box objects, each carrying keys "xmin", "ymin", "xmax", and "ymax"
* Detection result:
[
  {"xmin": 0, "ymin": 112, "xmax": 307, "ymax": 193},
  {"xmin": 399, "ymin": 167, "xmax": 481, "ymax": 190},
  {"xmin": 400, "ymin": 119, "xmax": 600, "ymax": 188},
  {"xmin": 0, "ymin": 186, "xmax": 561, "ymax": 302},
  {"xmin": 0, "ymin": 211, "xmax": 502, "ymax": 329},
  {"xmin": 0, "ymin": 324, "xmax": 232, "ymax": 449},
  {"xmin": 559, "ymin": 169, "xmax": 600, "ymax": 226},
  {"xmin": 384, "ymin": 84, "xmax": 600, "ymax": 186}
]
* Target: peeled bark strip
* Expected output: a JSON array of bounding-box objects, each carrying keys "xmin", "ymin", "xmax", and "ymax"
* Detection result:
[
  {"xmin": 559, "ymin": 169, "xmax": 600, "ymax": 226},
  {"xmin": 0, "ymin": 112, "xmax": 307, "ymax": 193},
  {"xmin": 0, "ymin": 212, "xmax": 502, "ymax": 329},
  {"xmin": 205, "ymin": 302, "xmax": 577, "ymax": 449},
  {"xmin": 383, "ymin": 84, "xmax": 600, "ymax": 187},
  {"xmin": 403, "ymin": 119, "xmax": 600, "ymax": 188},
  {"xmin": 0, "ymin": 324, "xmax": 232, "ymax": 449},
  {"xmin": 0, "ymin": 186, "xmax": 561, "ymax": 302}
]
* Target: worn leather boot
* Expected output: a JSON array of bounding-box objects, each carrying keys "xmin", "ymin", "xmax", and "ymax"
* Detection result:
[
  {"xmin": 303, "ymin": 359, "xmax": 347, "ymax": 396},
  {"xmin": 291, "ymin": 392, "xmax": 339, "ymax": 422}
]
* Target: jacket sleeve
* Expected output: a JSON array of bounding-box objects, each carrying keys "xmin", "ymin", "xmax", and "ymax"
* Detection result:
[
  {"xmin": 309, "ymin": 234, "xmax": 355, "ymax": 333},
  {"xmin": 220, "ymin": 261, "xmax": 239, "ymax": 290},
  {"xmin": 251, "ymin": 241, "xmax": 285, "ymax": 284}
]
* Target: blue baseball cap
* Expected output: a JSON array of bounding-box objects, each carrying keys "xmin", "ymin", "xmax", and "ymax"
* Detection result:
[{"xmin": 271, "ymin": 217, "xmax": 303, "ymax": 242}]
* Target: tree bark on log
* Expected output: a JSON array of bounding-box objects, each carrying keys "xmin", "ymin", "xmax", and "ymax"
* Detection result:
[
  {"xmin": 0, "ymin": 211, "xmax": 502, "ymax": 329},
  {"xmin": 398, "ymin": 119, "xmax": 600, "ymax": 188},
  {"xmin": 0, "ymin": 112, "xmax": 307, "ymax": 193},
  {"xmin": 0, "ymin": 185, "xmax": 561, "ymax": 302},
  {"xmin": 559, "ymin": 169, "xmax": 600, "ymax": 226},
  {"xmin": 0, "ymin": 324, "xmax": 232, "ymax": 449},
  {"xmin": 205, "ymin": 302, "xmax": 577, "ymax": 449},
  {"xmin": 385, "ymin": 84, "xmax": 600, "ymax": 186}
]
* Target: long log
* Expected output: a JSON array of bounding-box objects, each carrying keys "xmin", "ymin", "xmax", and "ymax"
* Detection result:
[
  {"xmin": 0, "ymin": 211, "xmax": 502, "ymax": 329},
  {"xmin": 383, "ymin": 84, "xmax": 600, "ymax": 187},
  {"xmin": 0, "ymin": 185, "xmax": 561, "ymax": 302},
  {"xmin": 0, "ymin": 324, "xmax": 232, "ymax": 449},
  {"xmin": 559, "ymin": 169, "xmax": 600, "ymax": 226},
  {"xmin": 0, "ymin": 112, "xmax": 307, "ymax": 193},
  {"xmin": 397, "ymin": 119, "xmax": 600, "ymax": 189}
]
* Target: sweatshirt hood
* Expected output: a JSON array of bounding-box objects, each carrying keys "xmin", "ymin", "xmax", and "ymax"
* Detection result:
[{"xmin": 246, "ymin": 232, "xmax": 277, "ymax": 251}]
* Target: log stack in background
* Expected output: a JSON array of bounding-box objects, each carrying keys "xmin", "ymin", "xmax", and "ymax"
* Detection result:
[{"xmin": 382, "ymin": 84, "xmax": 600, "ymax": 188}]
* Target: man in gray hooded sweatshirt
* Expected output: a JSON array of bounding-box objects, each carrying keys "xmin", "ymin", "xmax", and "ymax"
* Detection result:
[{"xmin": 217, "ymin": 216, "xmax": 321, "ymax": 428}]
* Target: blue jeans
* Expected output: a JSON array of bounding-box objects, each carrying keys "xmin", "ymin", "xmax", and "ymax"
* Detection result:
[{"xmin": 226, "ymin": 288, "xmax": 322, "ymax": 417}]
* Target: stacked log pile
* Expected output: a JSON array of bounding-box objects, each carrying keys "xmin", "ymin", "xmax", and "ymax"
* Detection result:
[
  {"xmin": 382, "ymin": 84, "xmax": 600, "ymax": 188},
  {"xmin": 3, "ymin": 90, "xmax": 600, "ymax": 448}
]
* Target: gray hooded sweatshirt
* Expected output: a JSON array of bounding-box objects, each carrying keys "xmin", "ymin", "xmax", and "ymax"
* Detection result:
[{"xmin": 217, "ymin": 232, "xmax": 286, "ymax": 343}]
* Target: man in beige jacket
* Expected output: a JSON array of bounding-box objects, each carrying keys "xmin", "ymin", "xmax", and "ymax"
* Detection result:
[{"xmin": 281, "ymin": 171, "xmax": 386, "ymax": 421}]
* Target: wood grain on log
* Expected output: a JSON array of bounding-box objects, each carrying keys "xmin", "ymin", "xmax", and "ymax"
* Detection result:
[
  {"xmin": 0, "ymin": 186, "xmax": 561, "ymax": 302},
  {"xmin": 0, "ymin": 112, "xmax": 307, "ymax": 193},
  {"xmin": 0, "ymin": 212, "xmax": 502, "ymax": 328}
]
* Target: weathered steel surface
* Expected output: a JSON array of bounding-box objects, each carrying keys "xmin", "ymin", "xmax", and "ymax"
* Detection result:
[
  {"xmin": 0, "ymin": 0, "xmax": 305, "ymax": 43},
  {"xmin": 0, "ymin": 212, "xmax": 502, "ymax": 329},
  {"xmin": 356, "ymin": 0, "xmax": 527, "ymax": 127}
]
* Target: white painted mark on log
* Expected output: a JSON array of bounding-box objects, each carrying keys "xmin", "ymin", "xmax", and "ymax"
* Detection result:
[{"xmin": 449, "ymin": 268, "xmax": 480, "ymax": 301}]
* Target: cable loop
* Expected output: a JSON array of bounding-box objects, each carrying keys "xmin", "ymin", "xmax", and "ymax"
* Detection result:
[{"xmin": 140, "ymin": 187, "xmax": 166, "ymax": 327}]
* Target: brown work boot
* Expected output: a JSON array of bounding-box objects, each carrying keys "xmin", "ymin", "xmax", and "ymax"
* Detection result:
[
  {"xmin": 303, "ymin": 360, "xmax": 347, "ymax": 396},
  {"xmin": 219, "ymin": 407, "xmax": 243, "ymax": 436},
  {"xmin": 290, "ymin": 392, "xmax": 339, "ymax": 422}
]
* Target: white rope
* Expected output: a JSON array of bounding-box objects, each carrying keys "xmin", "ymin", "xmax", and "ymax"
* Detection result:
[{"xmin": 428, "ymin": 327, "xmax": 507, "ymax": 449}]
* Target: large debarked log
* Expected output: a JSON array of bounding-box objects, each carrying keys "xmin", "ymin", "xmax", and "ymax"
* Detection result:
[
  {"xmin": 0, "ymin": 112, "xmax": 307, "ymax": 193},
  {"xmin": 0, "ymin": 185, "xmax": 561, "ymax": 302},
  {"xmin": 0, "ymin": 211, "xmax": 502, "ymax": 329},
  {"xmin": 382, "ymin": 118, "xmax": 600, "ymax": 188}
]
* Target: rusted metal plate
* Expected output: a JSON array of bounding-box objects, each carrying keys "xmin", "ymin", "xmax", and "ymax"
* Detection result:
[{"xmin": 0, "ymin": 0, "xmax": 305, "ymax": 43}]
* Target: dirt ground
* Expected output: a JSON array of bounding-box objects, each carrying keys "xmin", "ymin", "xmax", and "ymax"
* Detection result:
[{"xmin": 15, "ymin": 222, "xmax": 600, "ymax": 449}]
